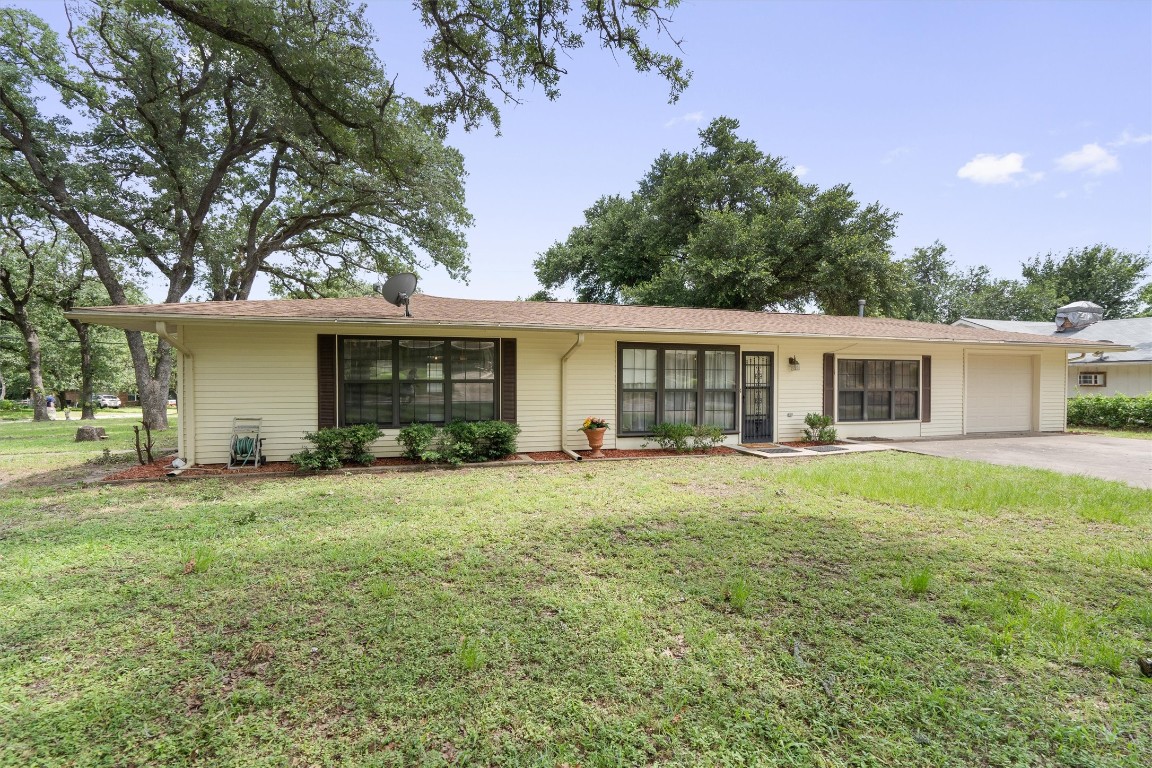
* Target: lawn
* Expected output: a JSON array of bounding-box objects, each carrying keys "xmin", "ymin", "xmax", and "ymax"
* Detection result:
[
  {"xmin": 1074, "ymin": 427, "xmax": 1152, "ymax": 441},
  {"xmin": 0, "ymin": 446, "xmax": 1149, "ymax": 766},
  {"xmin": 0, "ymin": 417, "xmax": 178, "ymax": 485}
]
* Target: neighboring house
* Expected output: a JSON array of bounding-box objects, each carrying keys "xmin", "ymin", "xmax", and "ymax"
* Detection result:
[
  {"xmin": 68, "ymin": 295, "xmax": 1122, "ymax": 465},
  {"xmin": 955, "ymin": 302, "xmax": 1151, "ymax": 399}
]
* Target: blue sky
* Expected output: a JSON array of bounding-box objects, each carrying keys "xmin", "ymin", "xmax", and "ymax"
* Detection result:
[{"xmin": 13, "ymin": 0, "xmax": 1152, "ymax": 303}]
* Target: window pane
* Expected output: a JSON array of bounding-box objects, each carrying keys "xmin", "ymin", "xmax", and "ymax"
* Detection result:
[
  {"xmin": 343, "ymin": 339, "xmax": 393, "ymax": 381},
  {"xmin": 866, "ymin": 390, "xmax": 891, "ymax": 420},
  {"xmin": 894, "ymin": 390, "xmax": 918, "ymax": 420},
  {"xmin": 450, "ymin": 382, "xmax": 495, "ymax": 421},
  {"xmin": 839, "ymin": 391, "xmax": 863, "ymax": 421},
  {"xmin": 450, "ymin": 341, "xmax": 495, "ymax": 380},
  {"xmin": 866, "ymin": 360, "xmax": 892, "ymax": 390},
  {"xmin": 622, "ymin": 348, "xmax": 657, "ymax": 389},
  {"xmin": 664, "ymin": 390, "xmax": 697, "ymax": 425},
  {"xmin": 399, "ymin": 340, "xmax": 445, "ymax": 381},
  {"xmin": 400, "ymin": 381, "xmax": 445, "ymax": 423},
  {"xmin": 344, "ymin": 382, "xmax": 392, "ymax": 426},
  {"xmin": 621, "ymin": 390, "xmax": 656, "ymax": 432},
  {"xmin": 705, "ymin": 350, "xmax": 737, "ymax": 389},
  {"xmin": 894, "ymin": 360, "xmax": 919, "ymax": 390},
  {"xmin": 664, "ymin": 350, "xmax": 697, "ymax": 390},
  {"xmin": 704, "ymin": 391, "xmax": 736, "ymax": 430},
  {"xmin": 838, "ymin": 359, "xmax": 864, "ymax": 390}
]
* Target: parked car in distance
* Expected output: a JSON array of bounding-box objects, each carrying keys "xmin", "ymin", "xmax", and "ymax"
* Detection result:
[{"xmin": 92, "ymin": 393, "xmax": 121, "ymax": 408}]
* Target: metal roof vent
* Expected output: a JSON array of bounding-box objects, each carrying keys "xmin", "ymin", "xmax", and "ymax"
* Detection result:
[{"xmin": 1054, "ymin": 301, "xmax": 1104, "ymax": 332}]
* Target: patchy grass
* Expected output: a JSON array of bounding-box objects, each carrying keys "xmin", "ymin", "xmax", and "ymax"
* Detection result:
[
  {"xmin": 0, "ymin": 452, "xmax": 1150, "ymax": 766},
  {"xmin": 0, "ymin": 417, "xmax": 178, "ymax": 484},
  {"xmin": 1074, "ymin": 427, "xmax": 1152, "ymax": 441}
]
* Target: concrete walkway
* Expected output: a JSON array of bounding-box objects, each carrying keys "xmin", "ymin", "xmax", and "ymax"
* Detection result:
[{"xmin": 887, "ymin": 433, "xmax": 1152, "ymax": 489}]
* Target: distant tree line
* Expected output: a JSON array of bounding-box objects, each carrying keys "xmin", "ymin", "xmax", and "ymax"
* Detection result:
[{"xmin": 532, "ymin": 117, "xmax": 1150, "ymax": 322}]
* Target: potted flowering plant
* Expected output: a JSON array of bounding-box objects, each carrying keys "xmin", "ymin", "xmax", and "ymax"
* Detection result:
[{"xmin": 579, "ymin": 417, "xmax": 609, "ymax": 458}]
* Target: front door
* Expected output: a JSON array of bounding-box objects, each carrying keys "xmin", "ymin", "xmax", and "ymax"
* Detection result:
[{"xmin": 742, "ymin": 353, "xmax": 773, "ymax": 442}]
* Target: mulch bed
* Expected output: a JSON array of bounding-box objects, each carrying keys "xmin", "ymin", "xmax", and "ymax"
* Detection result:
[
  {"xmin": 103, "ymin": 454, "xmax": 529, "ymax": 482},
  {"xmin": 103, "ymin": 456, "xmax": 419, "ymax": 481},
  {"xmin": 526, "ymin": 447, "xmax": 737, "ymax": 461}
]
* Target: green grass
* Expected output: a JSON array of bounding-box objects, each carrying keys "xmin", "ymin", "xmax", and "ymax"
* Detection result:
[
  {"xmin": 0, "ymin": 417, "xmax": 178, "ymax": 484},
  {"xmin": 1074, "ymin": 426, "xmax": 1152, "ymax": 441},
  {"xmin": 0, "ymin": 450, "xmax": 1150, "ymax": 766}
]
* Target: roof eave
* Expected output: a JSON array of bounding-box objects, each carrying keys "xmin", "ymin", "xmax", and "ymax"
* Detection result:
[{"xmin": 63, "ymin": 309, "xmax": 1129, "ymax": 350}]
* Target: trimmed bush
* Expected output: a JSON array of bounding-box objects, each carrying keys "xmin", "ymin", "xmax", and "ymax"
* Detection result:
[
  {"xmin": 646, "ymin": 422, "xmax": 694, "ymax": 453},
  {"xmin": 290, "ymin": 424, "xmax": 381, "ymax": 470},
  {"xmin": 802, "ymin": 413, "xmax": 837, "ymax": 443},
  {"xmin": 692, "ymin": 424, "xmax": 726, "ymax": 451},
  {"xmin": 397, "ymin": 420, "xmax": 521, "ymax": 466},
  {"xmin": 1067, "ymin": 393, "xmax": 1152, "ymax": 430},
  {"xmin": 396, "ymin": 423, "xmax": 438, "ymax": 460}
]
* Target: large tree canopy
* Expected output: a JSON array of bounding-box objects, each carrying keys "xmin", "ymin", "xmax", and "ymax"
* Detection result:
[
  {"xmin": 533, "ymin": 117, "xmax": 903, "ymax": 315},
  {"xmin": 0, "ymin": 0, "xmax": 689, "ymax": 427},
  {"xmin": 898, "ymin": 242, "xmax": 1149, "ymax": 324}
]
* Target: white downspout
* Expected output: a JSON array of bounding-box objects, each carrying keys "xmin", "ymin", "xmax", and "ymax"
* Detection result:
[{"xmin": 560, "ymin": 333, "xmax": 586, "ymax": 461}]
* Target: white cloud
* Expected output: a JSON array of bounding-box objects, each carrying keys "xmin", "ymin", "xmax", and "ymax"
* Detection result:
[
  {"xmin": 1055, "ymin": 143, "xmax": 1119, "ymax": 175},
  {"xmin": 956, "ymin": 153, "xmax": 1039, "ymax": 185},
  {"xmin": 1054, "ymin": 190, "xmax": 1070, "ymax": 199},
  {"xmin": 1109, "ymin": 130, "xmax": 1152, "ymax": 147},
  {"xmin": 882, "ymin": 146, "xmax": 911, "ymax": 164},
  {"xmin": 793, "ymin": 164, "xmax": 809, "ymax": 178},
  {"xmin": 663, "ymin": 111, "xmax": 704, "ymax": 128}
]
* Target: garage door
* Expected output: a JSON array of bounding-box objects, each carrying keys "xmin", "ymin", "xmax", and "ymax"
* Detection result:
[{"xmin": 967, "ymin": 355, "xmax": 1034, "ymax": 433}]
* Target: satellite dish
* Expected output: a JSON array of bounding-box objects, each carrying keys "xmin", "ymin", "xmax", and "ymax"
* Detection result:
[{"xmin": 378, "ymin": 273, "xmax": 418, "ymax": 317}]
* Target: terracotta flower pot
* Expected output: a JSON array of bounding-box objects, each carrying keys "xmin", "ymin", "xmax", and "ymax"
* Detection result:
[{"xmin": 583, "ymin": 427, "xmax": 607, "ymax": 458}]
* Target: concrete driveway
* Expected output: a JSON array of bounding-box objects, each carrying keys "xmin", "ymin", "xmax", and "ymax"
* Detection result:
[{"xmin": 886, "ymin": 433, "xmax": 1152, "ymax": 489}]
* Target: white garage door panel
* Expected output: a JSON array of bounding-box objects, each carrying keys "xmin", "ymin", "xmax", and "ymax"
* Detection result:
[{"xmin": 967, "ymin": 355, "xmax": 1033, "ymax": 433}]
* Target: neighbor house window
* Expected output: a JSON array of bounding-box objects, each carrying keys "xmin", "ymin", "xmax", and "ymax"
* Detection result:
[
  {"xmin": 1077, "ymin": 371, "xmax": 1106, "ymax": 387},
  {"xmin": 837, "ymin": 359, "xmax": 919, "ymax": 421},
  {"xmin": 341, "ymin": 337, "xmax": 496, "ymax": 426},
  {"xmin": 618, "ymin": 344, "xmax": 738, "ymax": 434}
]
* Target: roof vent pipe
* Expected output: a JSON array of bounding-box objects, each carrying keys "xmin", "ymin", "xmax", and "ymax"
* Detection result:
[{"xmin": 858, "ymin": 299, "xmax": 866, "ymax": 318}]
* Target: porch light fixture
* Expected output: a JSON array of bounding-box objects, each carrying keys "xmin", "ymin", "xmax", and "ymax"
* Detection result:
[{"xmin": 788, "ymin": 356, "xmax": 800, "ymax": 371}]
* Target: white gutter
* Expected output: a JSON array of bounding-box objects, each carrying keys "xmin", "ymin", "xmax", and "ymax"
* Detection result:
[
  {"xmin": 559, "ymin": 333, "xmax": 586, "ymax": 461},
  {"xmin": 154, "ymin": 322, "xmax": 193, "ymax": 357}
]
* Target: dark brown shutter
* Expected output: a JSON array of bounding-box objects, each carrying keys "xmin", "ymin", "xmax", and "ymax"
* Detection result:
[
  {"xmin": 921, "ymin": 355, "xmax": 932, "ymax": 423},
  {"xmin": 823, "ymin": 353, "xmax": 835, "ymax": 418},
  {"xmin": 500, "ymin": 338, "xmax": 517, "ymax": 423},
  {"xmin": 317, "ymin": 334, "xmax": 337, "ymax": 429}
]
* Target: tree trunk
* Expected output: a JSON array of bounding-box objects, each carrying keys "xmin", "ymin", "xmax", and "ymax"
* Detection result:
[
  {"xmin": 12, "ymin": 310, "xmax": 49, "ymax": 421},
  {"xmin": 68, "ymin": 319, "xmax": 97, "ymax": 420},
  {"xmin": 0, "ymin": 363, "xmax": 6, "ymax": 402},
  {"xmin": 127, "ymin": 330, "xmax": 175, "ymax": 430}
]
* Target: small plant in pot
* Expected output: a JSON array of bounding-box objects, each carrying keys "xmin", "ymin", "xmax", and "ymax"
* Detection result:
[{"xmin": 580, "ymin": 417, "xmax": 609, "ymax": 458}]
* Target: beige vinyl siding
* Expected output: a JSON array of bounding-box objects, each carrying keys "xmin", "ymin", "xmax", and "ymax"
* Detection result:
[
  {"xmin": 1067, "ymin": 362, "xmax": 1152, "ymax": 398},
  {"xmin": 1039, "ymin": 349, "xmax": 1068, "ymax": 432},
  {"xmin": 175, "ymin": 322, "xmax": 1072, "ymax": 464}
]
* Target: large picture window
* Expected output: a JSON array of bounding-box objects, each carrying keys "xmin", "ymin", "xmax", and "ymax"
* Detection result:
[
  {"xmin": 341, "ymin": 337, "xmax": 497, "ymax": 426},
  {"xmin": 838, "ymin": 359, "xmax": 919, "ymax": 422},
  {"xmin": 618, "ymin": 344, "xmax": 738, "ymax": 434}
]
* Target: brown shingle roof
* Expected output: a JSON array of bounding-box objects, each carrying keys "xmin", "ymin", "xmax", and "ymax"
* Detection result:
[{"xmin": 67, "ymin": 294, "xmax": 1125, "ymax": 348}]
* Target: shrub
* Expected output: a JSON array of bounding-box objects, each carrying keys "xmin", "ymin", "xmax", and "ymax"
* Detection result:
[
  {"xmin": 290, "ymin": 424, "xmax": 381, "ymax": 470},
  {"xmin": 802, "ymin": 413, "xmax": 837, "ymax": 443},
  {"xmin": 396, "ymin": 423, "xmax": 438, "ymax": 460},
  {"xmin": 646, "ymin": 422, "xmax": 694, "ymax": 452},
  {"xmin": 399, "ymin": 420, "xmax": 521, "ymax": 466},
  {"xmin": 1067, "ymin": 393, "xmax": 1152, "ymax": 430},
  {"xmin": 692, "ymin": 424, "xmax": 726, "ymax": 451}
]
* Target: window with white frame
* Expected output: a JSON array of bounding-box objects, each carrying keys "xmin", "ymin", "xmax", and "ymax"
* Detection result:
[
  {"xmin": 618, "ymin": 344, "xmax": 739, "ymax": 434},
  {"xmin": 1077, "ymin": 371, "xmax": 1106, "ymax": 387}
]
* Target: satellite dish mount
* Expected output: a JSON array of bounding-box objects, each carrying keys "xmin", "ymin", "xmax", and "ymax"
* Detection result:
[{"xmin": 377, "ymin": 273, "xmax": 418, "ymax": 317}]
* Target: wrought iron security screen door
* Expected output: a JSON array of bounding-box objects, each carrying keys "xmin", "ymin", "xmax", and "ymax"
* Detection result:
[{"xmin": 742, "ymin": 353, "xmax": 773, "ymax": 442}]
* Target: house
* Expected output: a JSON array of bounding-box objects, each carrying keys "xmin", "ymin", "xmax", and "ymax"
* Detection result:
[
  {"xmin": 955, "ymin": 302, "xmax": 1151, "ymax": 398},
  {"xmin": 68, "ymin": 295, "xmax": 1125, "ymax": 465}
]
